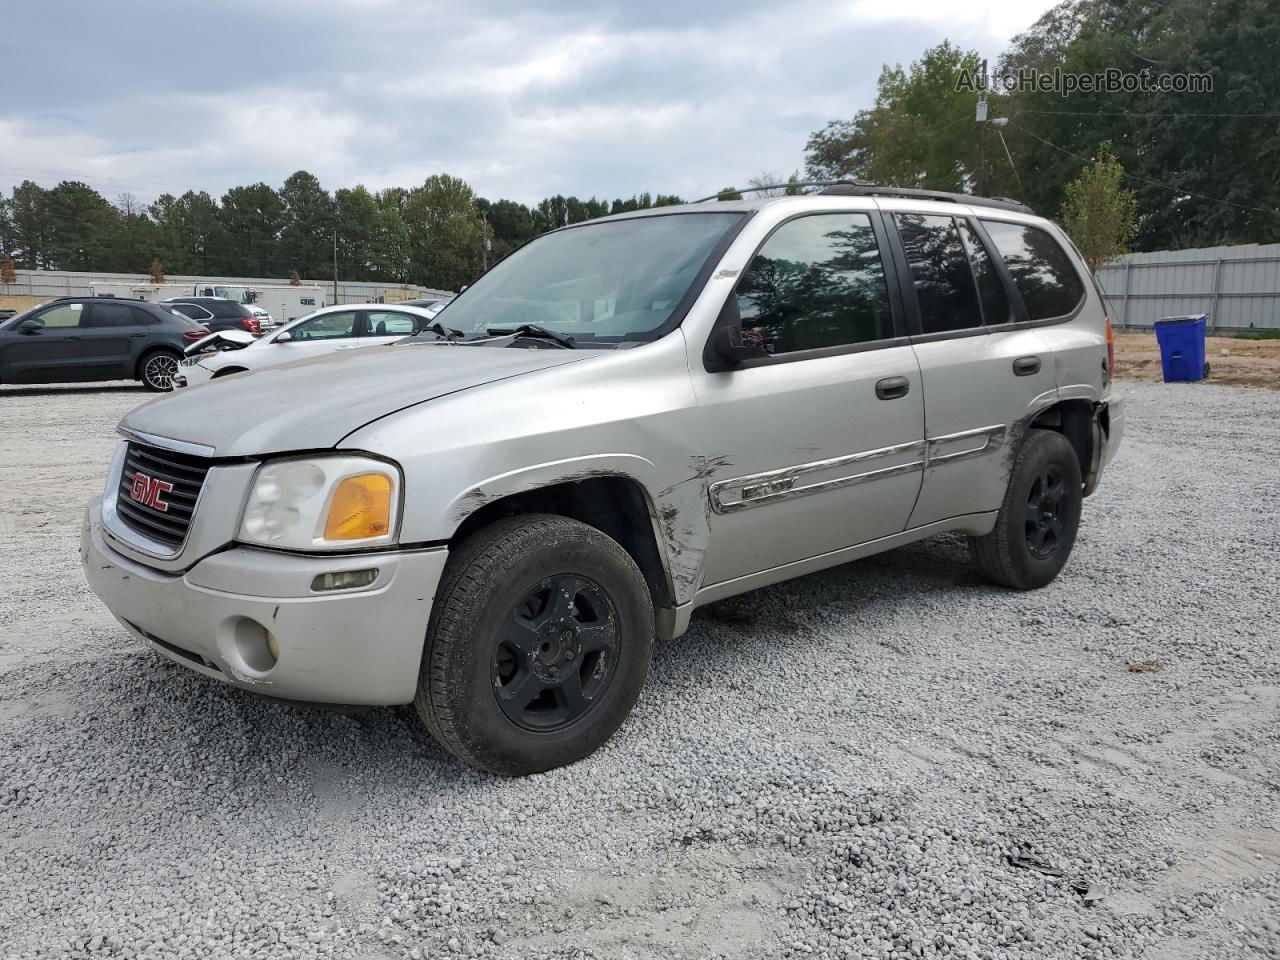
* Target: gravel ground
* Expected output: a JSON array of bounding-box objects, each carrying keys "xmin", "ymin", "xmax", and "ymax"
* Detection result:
[{"xmin": 1, "ymin": 379, "xmax": 1278, "ymax": 960}]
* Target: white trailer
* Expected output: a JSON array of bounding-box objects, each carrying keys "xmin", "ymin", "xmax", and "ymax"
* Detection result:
[{"xmin": 190, "ymin": 284, "xmax": 326, "ymax": 323}]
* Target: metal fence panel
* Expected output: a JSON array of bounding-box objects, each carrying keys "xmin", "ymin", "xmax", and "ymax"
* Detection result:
[{"xmin": 1097, "ymin": 246, "xmax": 1280, "ymax": 331}]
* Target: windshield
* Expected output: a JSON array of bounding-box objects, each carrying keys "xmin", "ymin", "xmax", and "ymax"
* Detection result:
[{"xmin": 440, "ymin": 212, "xmax": 743, "ymax": 344}]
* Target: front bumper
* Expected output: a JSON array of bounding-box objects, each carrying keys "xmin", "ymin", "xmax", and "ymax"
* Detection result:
[{"xmin": 81, "ymin": 498, "xmax": 446, "ymax": 705}]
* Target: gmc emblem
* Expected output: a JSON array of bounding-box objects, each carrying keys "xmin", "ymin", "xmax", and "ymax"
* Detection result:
[{"xmin": 130, "ymin": 472, "xmax": 174, "ymax": 512}]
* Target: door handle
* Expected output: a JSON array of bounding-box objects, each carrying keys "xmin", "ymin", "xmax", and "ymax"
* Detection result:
[
  {"xmin": 1013, "ymin": 356, "xmax": 1042, "ymax": 376},
  {"xmin": 875, "ymin": 376, "xmax": 910, "ymax": 400},
  {"xmin": 65, "ymin": 336, "xmax": 82, "ymax": 342},
  {"xmin": 129, "ymin": 333, "xmax": 146, "ymax": 338}
]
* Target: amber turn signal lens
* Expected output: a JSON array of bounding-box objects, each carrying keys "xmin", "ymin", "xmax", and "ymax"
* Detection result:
[{"xmin": 323, "ymin": 473, "xmax": 393, "ymax": 541}]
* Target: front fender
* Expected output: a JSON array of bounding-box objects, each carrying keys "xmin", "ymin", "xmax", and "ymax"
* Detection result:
[{"xmin": 441, "ymin": 452, "xmax": 718, "ymax": 605}]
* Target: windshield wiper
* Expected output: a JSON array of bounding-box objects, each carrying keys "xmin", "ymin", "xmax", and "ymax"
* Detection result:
[
  {"xmin": 486, "ymin": 324, "xmax": 577, "ymax": 349},
  {"xmin": 412, "ymin": 321, "xmax": 465, "ymax": 340}
]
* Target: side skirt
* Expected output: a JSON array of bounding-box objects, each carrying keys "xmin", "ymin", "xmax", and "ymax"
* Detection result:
[{"xmin": 666, "ymin": 511, "xmax": 999, "ymax": 638}]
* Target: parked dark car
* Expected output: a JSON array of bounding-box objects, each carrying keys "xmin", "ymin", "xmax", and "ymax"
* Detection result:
[
  {"xmin": 0, "ymin": 297, "xmax": 209, "ymax": 391},
  {"xmin": 163, "ymin": 297, "xmax": 262, "ymax": 336}
]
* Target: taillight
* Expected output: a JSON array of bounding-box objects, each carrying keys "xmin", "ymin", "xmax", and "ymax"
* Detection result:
[
  {"xmin": 182, "ymin": 327, "xmax": 210, "ymax": 342},
  {"xmin": 1104, "ymin": 316, "xmax": 1115, "ymax": 383},
  {"xmin": 243, "ymin": 317, "xmax": 261, "ymax": 335}
]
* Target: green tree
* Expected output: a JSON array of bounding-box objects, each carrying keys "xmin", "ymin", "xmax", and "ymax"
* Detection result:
[
  {"xmin": 151, "ymin": 191, "xmax": 222, "ymax": 274},
  {"xmin": 334, "ymin": 185, "xmax": 381, "ymax": 280},
  {"xmin": 6, "ymin": 182, "xmax": 52, "ymax": 268},
  {"xmin": 804, "ymin": 42, "xmax": 989, "ymax": 193},
  {"xmin": 219, "ymin": 184, "xmax": 284, "ymax": 275},
  {"xmin": 278, "ymin": 171, "xmax": 335, "ymax": 278},
  {"xmin": 1061, "ymin": 142, "xmax": 1138, "ymax": 272},
  {"xmin": 713, "ymin": 187, "xmax": 743, "ymax": 201},
  {"xmin": 45, "ymin": 181, "xmax": 119, "ymax": 270},
  {"xmin": 403, "ymin": 174, "xmax": 482, "ymax": 290}
]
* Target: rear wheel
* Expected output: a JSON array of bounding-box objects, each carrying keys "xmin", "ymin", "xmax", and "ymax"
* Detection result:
[
  {"xmin": 968, "ymin": 429, "xmax": 1083, "ymax": 590},
  {"xmin": 139, "ymin": 349, "xmax": 182, "ymax": 391},
  {"xmin": 416, "ymin": 514, "xmax": 654, "ymax": 775}
]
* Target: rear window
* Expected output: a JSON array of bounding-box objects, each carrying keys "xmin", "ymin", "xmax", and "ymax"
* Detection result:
[
  {"xmin": 981, "ymin": 221, "xmax": 1086, "ymax": 321},
  {"xmin": 208, "ymin": 300, "xmax": 253, "ymax": 319}
]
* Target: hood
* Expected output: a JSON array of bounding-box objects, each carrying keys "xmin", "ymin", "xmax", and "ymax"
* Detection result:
[{"xmin": 122, "ymin": 342, "xmax": 593, "ymax": 456}]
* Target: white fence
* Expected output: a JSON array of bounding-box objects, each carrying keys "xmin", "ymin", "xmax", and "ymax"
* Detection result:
[
  {"xmin": 1096, "ymin": 243, "xmax": 1280, "ymax": 332},
  {"xmin": 1, "ymin": 270, "xmax": 452, "ymax": 307}
]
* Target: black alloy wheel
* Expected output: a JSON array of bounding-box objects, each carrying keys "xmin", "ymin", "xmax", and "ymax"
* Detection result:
[
  {"xmin": 1024, "ymin": 465, "xmax": 1068, "ymax": 559},
  {"xmin": 492, "ymin": 575, "xmax": 619, "ymax": 731}
]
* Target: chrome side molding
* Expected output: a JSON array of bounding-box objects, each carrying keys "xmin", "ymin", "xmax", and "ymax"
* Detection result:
[{"xmin": 709, "ymin": 425, "xmax": 1005, "ymax": 514}]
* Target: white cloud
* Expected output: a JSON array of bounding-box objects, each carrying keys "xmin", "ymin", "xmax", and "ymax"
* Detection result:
[{"xmin": 0, "ymin": 0, "xmax": 1060, "ymax": 207}]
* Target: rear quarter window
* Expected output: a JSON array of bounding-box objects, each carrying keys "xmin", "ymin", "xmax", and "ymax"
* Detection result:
[{"xmin": 981, "ymin": 221, "xmax": 1086, "ymax": 321}]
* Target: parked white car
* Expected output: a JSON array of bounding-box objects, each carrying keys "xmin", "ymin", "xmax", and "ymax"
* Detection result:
[{"xmin": 174, "ymin": 303, "xmax": 441, "ymax": 387}]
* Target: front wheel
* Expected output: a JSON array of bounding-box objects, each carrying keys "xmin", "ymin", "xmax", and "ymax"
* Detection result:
[
  {"xmin": 968, "ymin": 428, "xmax": 1083, "ymax": 590},
  {"xmin": 140, "ymin": 350, "xmax": 182, "ymax": 392},
  {"xmin": 416, "ymin": 514, "xmax": 654, "ymax": 775}
]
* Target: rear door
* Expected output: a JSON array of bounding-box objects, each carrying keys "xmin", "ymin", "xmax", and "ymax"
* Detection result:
[
  {"xmin": 691, "ymin": 209, "xmax": 926, "ymax": 586},
  {"xmin": 0, "ymin": 302, "xmax": 89, "ymax": 383},
  {"xmin": 81, "ymin": 301, "xmax": 153, "ymax": 380},
  {"xmin": 883, "ymin": 207, "xmax": 1058, "ymax": 528}
]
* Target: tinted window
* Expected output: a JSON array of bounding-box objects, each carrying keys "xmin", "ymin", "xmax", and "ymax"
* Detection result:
[
  {"xmin": 736, "ymin": 213, "xmax": 893, "ymax": 354},
  {"xmin": 365, "ymin": 312, "xmax": 419, "ymax": 336},
  {"xmin": 894, "ymin": 214, "xmax": 983, "ymax": 334},
  {"xmin": 291, "ymin": 311, "xmax": 357, "ymax": 341},
  {"xmin": 208, "ymin": 300, "xmax": 252, "ymax": 319},
  {"xmin": 86, "ymin": 302, "xmax": 141, "ymax": 327},
  {"xmin": 958, "ymin": 221, "xmax": 1011, "ymax": 325},
  {"xmin": 170, "ymin": 303, "xmax": 212, "ymax": 321},
  {"xmin": 33, "ymin": 303, "xmax": 86, "ymax": 328},
  {"xmin": 982, "ymin": 221, "xmax": 1086, "ymax": 321}
]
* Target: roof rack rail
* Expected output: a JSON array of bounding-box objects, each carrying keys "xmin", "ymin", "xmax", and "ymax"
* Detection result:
[
  {"xmin": 690, "ymin": 179, "xmax": 1033, "ymax": 214},
  {"xmin": 818, "ymin": 182, "xmax": 1033, "ymax": 214}
]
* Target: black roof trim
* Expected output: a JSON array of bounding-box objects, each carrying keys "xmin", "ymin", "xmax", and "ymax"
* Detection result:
[{"xmin": 819, "ymin": 182, "xmax": 1033, "ymax": 214}]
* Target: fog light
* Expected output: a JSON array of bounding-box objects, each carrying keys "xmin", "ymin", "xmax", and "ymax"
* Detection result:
[{"xmin": 311, "ymin": 568, "xmax": 378, "ymax": 592}]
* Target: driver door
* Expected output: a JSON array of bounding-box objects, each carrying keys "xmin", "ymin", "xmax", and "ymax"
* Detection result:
[
  {"xmin": 0, "ymin": 302, "xmax": 89, "ymax": 383},
  {"xmin": 272, "ymin": 310, "xmax": 361, "ymax": 359},
  {"xmin": 690, "ymin": 211, "xmax": 926, "ymax": 586}
]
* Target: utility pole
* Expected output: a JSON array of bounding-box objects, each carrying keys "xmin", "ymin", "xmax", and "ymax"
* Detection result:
[
  {"xmin": 481, "ymin": 211, "xmax": 489, "ymax": 272},
  {"xmin": 976, "ymin": 92, "xmax": 987, "ymax": 197},
  {"xmin": 332, "ymin": 231, "xmax": 338, "ymax": 305}
]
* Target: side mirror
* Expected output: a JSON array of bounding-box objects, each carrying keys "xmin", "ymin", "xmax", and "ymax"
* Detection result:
[
  {"xmin": 18, "ymin": 318, "xmax": 43, "ymax": 334},
  {"xmin": 704, "ymin": 297, "xmax": 769, "ymax": 372},
  {"xmin": 274, "ymin": 331, "xmax": 293, "ymax": 342}
]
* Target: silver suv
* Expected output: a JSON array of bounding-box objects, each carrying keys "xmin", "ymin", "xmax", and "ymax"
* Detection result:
[{"xmin": 81, "ymin": 184, "xmax": 1124, "ymax": 775}]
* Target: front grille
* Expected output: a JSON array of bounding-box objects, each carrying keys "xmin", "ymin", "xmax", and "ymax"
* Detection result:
[{"xmin": 116, "ymin": 442, "xmax": 211, "ymax": 549}]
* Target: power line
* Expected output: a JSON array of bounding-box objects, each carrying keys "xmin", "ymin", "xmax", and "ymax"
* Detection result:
[{"xmin": 1009, "ymin": 122, "xmax": 1280, "ymax": 217}]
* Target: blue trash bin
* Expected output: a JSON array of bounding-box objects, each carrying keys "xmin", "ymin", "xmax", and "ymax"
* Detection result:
[{"xmin": 1153, "ymin": 314, "xmax": 1209, "ymax": 382}]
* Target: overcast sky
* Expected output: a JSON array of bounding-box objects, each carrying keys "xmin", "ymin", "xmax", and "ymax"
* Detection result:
[{"xmin": 1, "ymin": 0, "xmax": 1056, "ymax": 208}]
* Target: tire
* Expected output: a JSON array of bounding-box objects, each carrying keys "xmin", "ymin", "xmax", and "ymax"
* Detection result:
[
  {"xmin": 139, "ymin": 349, "xmax": 182, "ymax": 392},
  {"xmin": 968, "ymin": 428, "xmax": 1083, "ymax": 590},
  {"xmin": 416, "ymin": 514, "xmax": 654, "ymax": 776}
]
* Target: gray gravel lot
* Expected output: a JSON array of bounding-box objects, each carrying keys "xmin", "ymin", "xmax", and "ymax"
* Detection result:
[{"xmin": 1, "ymin": 379, "xmax": 1278, "ymax": 960}]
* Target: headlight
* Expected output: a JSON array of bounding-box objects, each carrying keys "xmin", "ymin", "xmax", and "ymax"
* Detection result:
[{"xmin": 238, "ymin": 456, "xmax": 401, "ymax": 551}]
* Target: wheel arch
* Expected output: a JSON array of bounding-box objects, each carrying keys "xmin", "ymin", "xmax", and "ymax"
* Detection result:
[
  {"xmin": 1028, "ymin": 398, "xmax": 1099, "ymax": 494},
  {"xmin": 133, "ymin": 344, "xmax": 183, "ymax": 380},
  {"xmin": 449, "ymin": 472, "xmax": 678, "ymax": 631}
]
